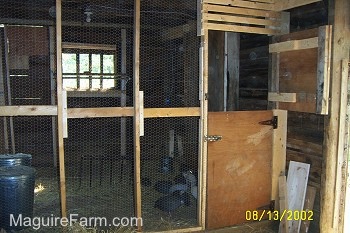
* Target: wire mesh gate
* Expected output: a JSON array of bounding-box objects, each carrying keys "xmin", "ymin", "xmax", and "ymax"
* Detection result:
[{"xmin": 0, "ymin": 0, "xmax": 201, "ymax": 232}]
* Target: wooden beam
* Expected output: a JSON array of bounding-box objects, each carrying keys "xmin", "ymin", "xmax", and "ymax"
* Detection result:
[
  {"xmin": 275, "ymin": 0, "xmax": 321, "ymax": 11},
  {"xmin": 269, "ymin": 37, "xmax": 318, "ymax": 53},
  {"xmin": 133, "ymin": 0, "xmax": 142, "ymax": 231},
  {"xmin": 321, "ymin": 0, "xmax": 350, "ymax": 232},
  {"xmin": 203, "ymin": 0, "xmax": 275, "ymax": 11},
  {"xmin": 205, "ymin": 13, "xmax": 280, "ymax": 27},
  {"xmin": 144, "ymin": 107, "xmax": 200, "ymax": 118},
  {"xmin": 203, "ymin": 4, "xmax": 281, "ymax": 18},
  {"xmin": 56, "ymin": 0, "xmax": 67, "ymax": 219},
  {"xmin": 62, "ymin": 42, "xmax": 117, "ymax": 51},
  {"xmin": 0, "ymin": 106, "xmax": 57, "ymax": 116},
  {"xmin": 120, "ymin": 28, "xmax": 127, "ymax": 159},
  {"xmin": 268, "ymin": 92, "xmax": 297, "ymax": 103},
  {"xmin": 49, "ymin": 26, "xmax": 58, "ymax": 167},
  {"xmin": 300, "ymin": 186, "xmax": 317, "ymax": 233},
  {"xmin": 0, "ymin": 30, "xmax": 9, "ymax": 154},
  {"xmin": 204, "ymin": 23, "xmax": 279, "ymax": 35},
  {"xmin": 278, "ymin": 176, "xmax": 288, "ymax": 233},
  {"xmin": 316, "ymin": 25, "xmax": 332, "ymax": 115}
]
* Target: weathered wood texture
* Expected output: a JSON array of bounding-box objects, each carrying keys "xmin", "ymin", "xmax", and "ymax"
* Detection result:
[
  {"xmin": 207, "ymin": 111, "xmax": 273, "ymax": 229},
  {"xmin": 208, "ymin": 31, "xmax": 224, "ymax": 111},
  {"xmin": 269, "ymin": 26, "xmax": 331, "ymax": 114},
  {"xmin": 300, "ymin": 186, "xmax": 317, "ymax": 233},
  {"xmin": 321, "ymin": 0, "xmax": 350, "ymax": 232}
]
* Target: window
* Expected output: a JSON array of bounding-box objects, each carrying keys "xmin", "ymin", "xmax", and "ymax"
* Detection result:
[{"xmin": 62, "ymin": 52, "xmax": 115, "ymax": 91}]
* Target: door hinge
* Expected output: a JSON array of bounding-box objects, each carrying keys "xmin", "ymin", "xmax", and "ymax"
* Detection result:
[
  {"xmin": 259, "ymin": 116, "xmax": 278, "ymax": 129},
  {"xmin": 204, "ymin": 135, "xmax": 222, "ymax": 142}
]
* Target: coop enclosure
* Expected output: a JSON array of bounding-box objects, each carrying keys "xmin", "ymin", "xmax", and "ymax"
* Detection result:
[{"xmin": 0, "ymin": 0, "xmax": 201, "ymax": 232}]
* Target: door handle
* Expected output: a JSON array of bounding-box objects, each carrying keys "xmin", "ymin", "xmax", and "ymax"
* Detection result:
[{"xmin": 205, "ymin": 135, "xmax": 222, "ymax": 142}]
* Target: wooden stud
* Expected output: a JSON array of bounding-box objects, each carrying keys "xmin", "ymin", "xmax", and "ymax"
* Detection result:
[
  {"xmin": 62, "ymin": 90, "xmax": 68, "ymax": 138},
  {"xmin": 56, "ymin": 0, "xmax": 67, "ymax": 219},
  {"xmin": 321, "ymin": 0, "xmax": 350, "ymax": 232},
  {"xmin": 3, "ymin": 27, "xmax": 15, "ymax": 154},
  {"xmin": 120, "ymin": 29, "xmax": 127, "ymax": 158},
  {"xmin": 278, "ymin": 175, "xmax": 288, "ymax": 233},
  {"xmin": 333, "ymin": 59, "xmax": 349, "ymax": 228},
  {"xmin": 269, "ymin": 37, "xmax": 318, "ymax": 53},
  {"xmin": 316, "ymin": 25, "xmax": 332, "ymax": 114},
  {"xmin": 268, "ymin": 92, "xmax": 297, "ymax": 103},
  {"xmin": 272, "ymin": 110, "xmax": 287, "ymax": 204},
  {"xmin": 0, "ymin": 30, "xmax": 9, "ymax": 153},
  {"xmin": 133, "ymin": 0, "xmax": 142, "ymax": 230},
  {"xmin": 49, "ymin": 26, "xmax": 58, "ymax": 167}
]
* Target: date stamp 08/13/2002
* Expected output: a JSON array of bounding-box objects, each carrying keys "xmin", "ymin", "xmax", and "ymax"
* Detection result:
[{"xmin": 245, "ymin": 210, "xmax": 314, "ymax": 222}]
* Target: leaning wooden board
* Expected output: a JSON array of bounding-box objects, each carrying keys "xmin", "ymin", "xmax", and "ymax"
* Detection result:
[{"xmin": 286, "ymin": 161, "xmax": 310, "ymax": 232}]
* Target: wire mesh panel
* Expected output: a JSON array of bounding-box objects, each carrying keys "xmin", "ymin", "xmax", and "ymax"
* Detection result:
[
  {"xmin": 64, "ymin": 117, "xmax": 135, "ymax": 230},
  {"xmin": 62, "ymin": 0, "xmax": 134, "ymax": 108},
  {"xmin": 140, "ymin": 117, "xmax": 199, "ymax": 231}
]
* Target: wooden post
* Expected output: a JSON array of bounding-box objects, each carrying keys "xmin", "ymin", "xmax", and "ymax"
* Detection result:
[
  {"xmin": 226, "ymin": 32, "xmax": 239, "ymax": 111},
  {"xmin": 133, "ymin": 0, "xmax": 142, "ymax": 230},
  {"xmin": 120, "ymin": 29, "xmax": 127, "ymax": 159},
  {"xmin": 56, "ymin": 0, "xmax": 67, "ymax": 218},
  {"xmin": 0, "ymin": 30, "xmax": 9, "ymax": 153},
  {"xmin": 321, "ymin": 0, "xmax": 350, "ymax": 232},
  {"xmin": 3, "ymin": 27, "xmax": 15, "ymax": 154},
  {"xmin": 49, "ymin": 26, "xmax": 58, "ymax": 167}
]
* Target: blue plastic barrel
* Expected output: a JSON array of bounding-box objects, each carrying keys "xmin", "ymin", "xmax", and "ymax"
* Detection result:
[
  {"xmin": 0, "ymin": 153, "xmax": 32, "ymax": 167},
  {"xmin": 0, "ymin": 165, "xmax": 36, "ymax": 231}
]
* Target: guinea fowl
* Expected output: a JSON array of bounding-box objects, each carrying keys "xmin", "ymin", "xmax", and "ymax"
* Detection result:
[{"xmin": 154, "ymin": 190, "xmax": 191, "ymax": 214}]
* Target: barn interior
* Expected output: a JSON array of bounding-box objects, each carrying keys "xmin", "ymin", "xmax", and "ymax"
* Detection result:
[{"xmin": 0, "ymin": 0, "xmax": 349, "ymax": 233}]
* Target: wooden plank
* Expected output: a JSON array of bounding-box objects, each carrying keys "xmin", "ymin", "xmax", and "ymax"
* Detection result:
[
  {"xmin": 62, "ymin": 90, "xmax": 68, "ymax": 138},
  {"xmin": 275, "ymin": 0, "xmax": 321, "ymax": 11},
  {"xmin": 204, "ymin": 23, "xmax": 279, "ymax": 35},
  {"xmin": 62, "ymin": 42, "xmax": 116, "ymax": 51},
  {"xmin": 120, "ymin": 29, "xmax": 127, "ymax": 158},
  {"xmin": 203, "ymin": 0, "xmax": 275, "ymax": 11},
  {"xmin": 321, "ymin": 1, "xmax": 350, "ymax": 232},
  {"xmin": 147, "ymin": 227, "xmax": 203, "ymax": 233},
  {"xmin": 67, "ymin": 90, "xmax": 122, "ymax": 98},
  {"xmin": 316, "ymin": 25, "xmax": 332, "ymax": 114},
  {"xmin": 0, "ymin": 30, "xmax": 9, "ymax": 153},
  {"xmin": 49, "ymin": 26, "xmax": 58, "ymax": 167},
  {"xmin": 3, "ymin": 27, "xmax": 15, "ymax": 154},
  {"xmin": 269, "ymin": 37, "xmax": 318, "ymax": 53},
  {"xmin": 300, "ymin": 186, "xmax": 317, "ymax": 233},
  {"xmin": 286, "ymin": 161, "xmax": 310, "ymax": 233},
  {"xmin": 333, "ymin": 59, "xmax": 349, "ymax": 227},
  {"xmin": 56, "ymin": 0, "xmax": 67, "ymax": 219},
  {"xmin": 203, "ymin": 3, "xmax": 281, "ymax": 18},
  {"xmin": 207, "ymin": 111, "xmax": 273, "ymax": 229},
  {"xmin": 67, "ymin": 107, "xmax": 133, "ymax": 118},
  {"xmin": 205, "ymin": 13, "xmax": 280, "ymax": 27},
  {"xmin": 268, "ymin": 92, "xmax": 297, "ymax": 102},
  {"xmin": 133, "ymin": 0, "xmax": 142, "ymax": 230},
  {"xmin": 226, "ymin": 32, "xmax": 239, "ymax": 111},
  {"xmin": 272, "ymin": 110, "xmax": 287, "ymax": 205},
  {"xmin": 278, "ymin": 176, "xmax": 288, "ymax": 233},
  {"xmin": 139, "ymin": 91, "xmax": 144, "ymax": 136},
  {"xmin": 0, "ymin": 106, "xmax": 58, "ymax": 116},
  {"xmin": 144, "ymin": 107, "xmax": 200, "ymax": 118}
]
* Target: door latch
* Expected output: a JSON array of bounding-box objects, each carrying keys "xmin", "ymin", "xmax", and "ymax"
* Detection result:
[
  {"xmin": 205, "ymin": 135, "xmax": 222, "ymax": 142},
  {"xmin": 259, "ymin": 116, "xmax": 278, "ymax": 129}
]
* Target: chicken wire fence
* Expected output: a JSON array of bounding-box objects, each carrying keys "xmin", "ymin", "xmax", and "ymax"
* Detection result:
[{"xmin": 0, "ymin": 0, "xmax": 200, "ymax": 232}]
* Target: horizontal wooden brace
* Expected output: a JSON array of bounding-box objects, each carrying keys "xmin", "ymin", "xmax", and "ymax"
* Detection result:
[
  {"xmin": 203, "ymin": 0, "xmax": 275, "ymax": 11},
  {"xmin": 0, "ymin": 106, "xmax": 200, "ymax": 118},
  {"xmin": 205, "ymin": 13, "xmax": 280, "ymax": 27},
  {"xmin": 203, "ymin": 4, "xmax": 281, "ymax": 18},
  {"xmin": 204, "ymin": 23, "xmax": 279, "ymax": 35},
  {"xmin": 269, "ymin": 37, "xmax": 318, "ymax": 53},
  {"xmin": 268, "ymin": 92, "xmax": 297, "ymax": 102},
  {"xmin": 62, "ymin": 42, "xmax": 117, "ymax": 51}
]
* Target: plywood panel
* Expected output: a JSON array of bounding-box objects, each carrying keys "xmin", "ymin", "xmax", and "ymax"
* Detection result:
[{"xmin": 207, "ymin": 111, "xmax": 273, "ymax": 229}]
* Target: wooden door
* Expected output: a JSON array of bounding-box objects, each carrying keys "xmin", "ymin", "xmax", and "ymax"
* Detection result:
[{"xmin": 206, "ymin": 110, "xmax": 274, "ymax": 229}]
